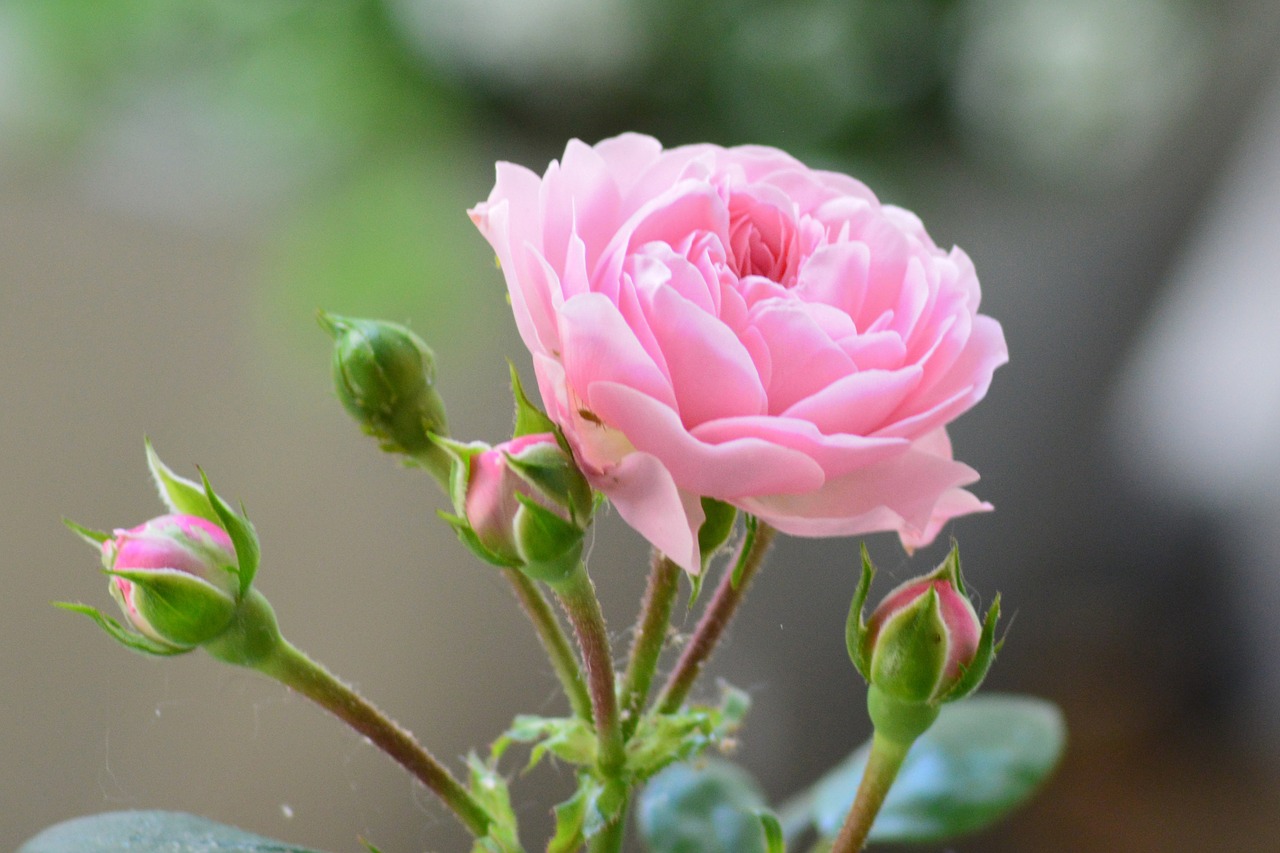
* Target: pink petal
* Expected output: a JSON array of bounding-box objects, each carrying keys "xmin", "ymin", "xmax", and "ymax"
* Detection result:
[
  {"xmin": 590, "ymin": 450, "xmax": 704, "ymax": 573},
  {"xmin": 748, "ymin": 301, "xmax": 856, "ymax": 414},
  {"xmin": 558, "ymin": 293, "xmax": 676, "ymax": 410},
  {"xmin": 692, "ymin": 415, "xmax": 907, "ymax": 479},
  {"xmin": 644, "ymin": 285, "xmax": 767, "ymax": 427},
  {"xmin": 587, "ymin": 381, "xmax": 825, "ymax": 498},
  {"xmin": 782, "ymin": 366, "xmax": 923, "ymax": 436}
]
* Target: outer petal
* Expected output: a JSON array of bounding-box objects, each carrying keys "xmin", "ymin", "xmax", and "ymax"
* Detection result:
[{"xmin": 590, "ymin": 450, "xmax": 705, "ymax": 573}]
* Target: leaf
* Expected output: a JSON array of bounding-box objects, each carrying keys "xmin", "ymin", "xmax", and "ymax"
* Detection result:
[
  {"xmin": 466, "ymin": 754, "xmax": 521, "ymax": 853},
  {"xmin": 548, "ymin": 774, "xmax": 597, "ymax": 853},
  {"xmin": 637, "ymin": 760, "xmax": 769, "ymax": 853},
  {"xmin": 18, "ymin": 810, "xmax": 328, "ymax": 852},
  {"xmin": 627, "ymin": 683, "xmax": 750, "ymax": 781},
  {"xmin": 807, "ymin": 694, "xmax": 1066, "ymax": 844},
  {"xmin": 756, "ymin": 810, "xmax": 785, "ymax": 853}
]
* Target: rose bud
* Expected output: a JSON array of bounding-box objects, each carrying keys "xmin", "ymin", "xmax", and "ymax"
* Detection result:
[
  {"xmin": 319, "ymin": 312, "xmax": 451, "ymax": 484},
  {"xmin": 847, "ymin": 544, "xmax": 1000, "ymax": 742},
  {"xmin": 439, "ymin": 433, "xmax": 593, "ymax": 582},
  {"xmin": 101, "ymin": 514, "xmax": 241, "ymax": 652}
]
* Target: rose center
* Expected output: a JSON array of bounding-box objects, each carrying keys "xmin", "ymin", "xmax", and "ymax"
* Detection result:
[{"xmin": 728, "ymin": 196, "xmax": 798, "ymax": 286}]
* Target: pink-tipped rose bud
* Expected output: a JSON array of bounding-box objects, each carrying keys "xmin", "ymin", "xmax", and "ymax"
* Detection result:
[
  {"xmin": 849, "ymin": 545, "xmax": 999, "ymax": 710},
  {"xmin": 442, "ymin": 432, "xmax": 593, "ymax": 581},
  {"xmin": 102, "ymin": 514, "xmax": 240, "ymax": 651}
]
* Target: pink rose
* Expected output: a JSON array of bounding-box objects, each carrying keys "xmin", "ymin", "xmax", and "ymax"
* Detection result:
[{"xmin": 470, "ymin": 134, "xmax": 1007, "ymax": 573}]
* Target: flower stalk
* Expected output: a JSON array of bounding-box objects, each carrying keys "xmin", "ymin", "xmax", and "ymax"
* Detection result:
[
  {"xmin": 502, "ymin": 567, "xmax": 592, "ymax": 722},
  {"xmin": 655, "ymin": 523, "xmax": 776, "ymax": 714},
  {"xmin": 618, "ymin": 551, "xmax": 681, "ymax": 737},
  {"xmin": 547, "ymin": 563, "xmax": 625, "ymax": 777},
  {"xmin": 829, "ymin": 730, "xmax": 913, "ymax": 853},
  {"xmin": 253, "ymin": 639, "xmax": 493, "ymax": 839}
]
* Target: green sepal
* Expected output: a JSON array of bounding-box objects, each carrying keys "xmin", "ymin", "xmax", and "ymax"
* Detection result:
[
  {"xmin": 928, "ymin": 540, "xmax": 965, "ymax": 593},
  {"xmin": 433, "ymin": 436, "xmax": 488, "ymax": 510},
  {"xmin": 358, "ymin": 841, "xmax": 383, "ymax": 853},
  {"xmin": 509, "ymin": 361, "xmax": 557, "ymax": 438},
  {"xmin": 438, "ymin": 510, "xmax": 522, "ymax": 569},
  {"xmin": 512, "ymin": 496, "xmax": 584, "ymax": 584},
  {"xmin": 940, "ymin": 593, "xmax": 1002, "ymax": 702},
  {"xmin": 548, "ymin": 776, "xmax": 594, "ymax": 853},
  {"xmin": 202, "ymin": 589, "xmax": 282, "ymax": 668},
  {"xmin": 54, "ymin": 602, "xmax": 189, "ymax": 656},
  {"xmin": 730, "ymin": 515, "xmax": 759, "ymax": 589},
  {"xmin": 756, "ymin": 809, "xmax": 785, "ymax": 853},
  {"xmin": 145, "ymin": 439, "xmax": 217, "ymax": 522},
  {"xmin": 845, "ymin": 543, "xmax": 876, "ymax": 679},
  {"xmin": 868, "ymin": 586, "xmax": 951, "ymax": 703},
  {"xmin": 465, "ymin": 753, "xmax": 520, "ymax": 853},
  {"xmin": 199, "ymin": 469, "xmax": 259, "ymax": 598},
  {"xmin": 697, "ymin": 499, "xmax": 737, "ymax": 575},
  {"xmin": 63, "ymin": 519, "xmax": 111, "ymax": 548},
  {"xmin": 685, "ymin": 570, "xmax": 705, "ymax": 611},
  {"xmin": 503, "ymin": 444, "xmax": 593, "ymax": 526},
  {"xmin": 106, "ymin": 567, "xmax": 238, "ymax": 648}
]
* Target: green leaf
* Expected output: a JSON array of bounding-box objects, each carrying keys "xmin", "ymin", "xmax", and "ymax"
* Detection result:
[
  {"xmin": 637, "ymin": 760, "xmax": 769, "ymax": 853},
  {"xmin": 54, "ymin": 603, "xmax": 188, "ymax": 657},
  {"xmin": 17, "ymin": 810, "xmax": 328, "ymax": 852},
  {"xmin": 466, "ymin": 754, "xmax": 521, "ymax": 853},
  {"xmin": 145, "ymin": 439, "xmax": 218, "ymax": 522},
  {"xmin": 200, "ymin": 469, "xmax": 260, "ymax": 597},
  {"xmin": 808, "ymin": 694, "xmax": 1066, "ymax": 844},
  {"xmin": 756, "ymin": 809, "xmax": 784, "ymax": 853},
  {"xmin": 627, "ymin": 684, "xmax": 750, "ymax": 781},
  {"xmin": 491, "ymin": 714, "xmax": 596, "ymax": 770},
  {"xmin": 548, "ymin": 775, "xmax": 596, "ymax": 853}
]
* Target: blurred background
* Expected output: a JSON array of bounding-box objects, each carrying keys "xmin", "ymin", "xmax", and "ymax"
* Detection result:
[{"xmin": 4, "ymin": 1, "xmax": 1280, "ymax": 850}]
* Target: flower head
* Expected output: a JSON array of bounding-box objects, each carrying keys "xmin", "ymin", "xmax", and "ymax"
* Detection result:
[{"xmin": 470, "ymin": 134, "xmax": 1007, "ymax": 572}]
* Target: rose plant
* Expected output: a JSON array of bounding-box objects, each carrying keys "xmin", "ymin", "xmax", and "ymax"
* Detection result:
[{"xmin": 28, "ymin": 136, "xmax": 1064, "ymax": 853}]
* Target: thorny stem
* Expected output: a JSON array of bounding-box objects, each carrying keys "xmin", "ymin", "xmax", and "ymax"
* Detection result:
[
  {"xmin": 654, "ymin": 522, "xmax": 777, "ymax": 714},
  {"xmin": 618, "ymin": 551, "xmax": 682, "ymax": 738},
  {"xmin": 255, "ymin": 640, "xmax": 492, "ymax": 839},
  {"xmin": 502, "ymin": 567, "xmax": 593, "ymax": 722}
]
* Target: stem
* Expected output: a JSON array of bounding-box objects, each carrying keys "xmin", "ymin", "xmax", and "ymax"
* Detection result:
[
  {"xmin": 502, "ymin": 567, "xmax": 593, "ymax": 722},
  {"xmin": 550, "ymin": 564, "xmax": 626, "ymax": 776},
  {"xmin": 618, "ymin": 551, "xmax": 681, "ymax": 738},
  {"xmin": 829, "ymin": 733, "xmax": 912, "ymax": 853},
  {"xmin": 255, "ymin": 640, "xmax": 492, "ymax": 839},
  {"xmin": 654, "ymin": 523, "xmax": 776, "ymax": 714}
]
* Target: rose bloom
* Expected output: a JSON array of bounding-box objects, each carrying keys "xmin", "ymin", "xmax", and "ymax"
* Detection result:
[{"xmin": 470, "ymin": 134, "xmax": 1007, "ymax": 573}]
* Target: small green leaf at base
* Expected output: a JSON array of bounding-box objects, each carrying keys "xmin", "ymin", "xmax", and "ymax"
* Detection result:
[
  {"xmin": 18, "ymin": 811, "xmax": 329, "ymax": 852},
  {"xmin": 54, "ymin": 603, "xmax": 187, "ymax": 656},
  {"xmin": 807, "ymin": 694, "xmax": 1066, "ymax": 844}
]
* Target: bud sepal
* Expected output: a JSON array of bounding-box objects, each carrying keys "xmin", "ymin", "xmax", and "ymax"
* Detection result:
[
  {"xmin": 439, "ymin": 433, "xmax": 592, "ymax": 583},
  {"xmin": 847, "ymin": 543, "xmax": 999, "ymax": 710}
]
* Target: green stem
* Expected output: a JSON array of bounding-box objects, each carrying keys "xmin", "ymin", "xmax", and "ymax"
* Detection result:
[
  {"xmin": 654, "ymin": 523, "xmax": 776, "ymax": 714},
  {"xmin": 254, "ymin": 639, "xmax": 492, "ymax": 839},
  {"xmin": 829, "ymin": 732, "xmax": 912, "ymax": 853},
  {"xmin": 618, "ymin": 551, "xmax": 681, "ymax": 738},
  {"xmin": 550, "ymin": 564, "xmax": 626, "ymax": 776},
  {"xmin": 502, "ymin": 568, "xmax": 593, "ymax": 722}
]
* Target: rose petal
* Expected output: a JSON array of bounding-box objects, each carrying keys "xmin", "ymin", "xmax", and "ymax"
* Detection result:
[
  {"xmin": 590, "ymin": 450, "xmax": 704, "ymax": 573},
  {"xmin": 558, "ymin": 293, "xmax": 676, "ymax": 411}
]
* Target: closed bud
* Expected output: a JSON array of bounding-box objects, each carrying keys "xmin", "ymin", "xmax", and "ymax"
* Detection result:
[
  {"xmin": 101, "ymin": 514, "xmax": 240, "ymax": 652},
  {"xmin": 441, "ymin": 433, "xmax": 593, "ymax": 582},
  {"xmin": 320, "ymin": 313, "xmax": 449, "ymax": 481},
  {"xmin": 847, "ymin": 544, "xmax": 1000, "ymax": 741}
]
